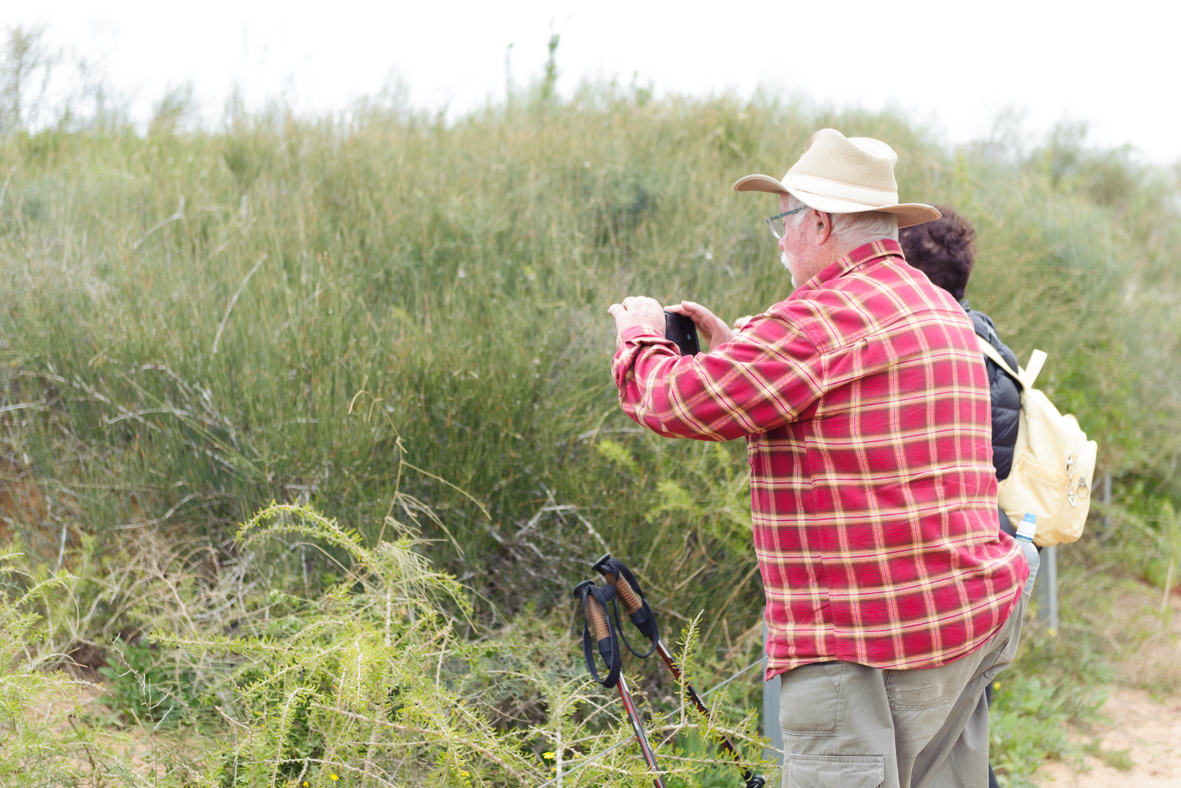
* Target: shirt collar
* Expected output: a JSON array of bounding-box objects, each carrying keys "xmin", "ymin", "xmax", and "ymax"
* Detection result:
[{"xmin": 794, "ymin": 239, "xmax": 905, "ymax": 293}]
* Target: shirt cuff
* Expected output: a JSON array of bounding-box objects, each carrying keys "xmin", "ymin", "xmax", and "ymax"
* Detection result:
[{"xmin": 620, "ymin": 324, "xmax": 664, "ymax": 343}]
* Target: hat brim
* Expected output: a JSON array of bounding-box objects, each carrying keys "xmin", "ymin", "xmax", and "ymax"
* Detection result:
[
  {"xmin": 733, "ymin": 174, "xmax": 789, "ymax": 195},
  {"xmin": 732, "ymin": 174, "xmax": 941, "ymax": 229}
]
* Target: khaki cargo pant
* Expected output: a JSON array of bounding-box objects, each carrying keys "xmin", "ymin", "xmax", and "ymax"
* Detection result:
[{"xmin": 778, "ymin": 591, "xmax": 1028, "ymax": 788}]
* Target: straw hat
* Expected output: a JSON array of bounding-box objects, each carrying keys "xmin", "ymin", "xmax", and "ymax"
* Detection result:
[{"xmin": 733, "ymin": 128, "xmax": 940, "ymax": 228}]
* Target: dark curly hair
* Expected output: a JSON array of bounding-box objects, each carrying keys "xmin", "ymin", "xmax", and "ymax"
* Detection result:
[{"xmin": 899, "ymin": 205, "xmax": 977, "ymax": 301}]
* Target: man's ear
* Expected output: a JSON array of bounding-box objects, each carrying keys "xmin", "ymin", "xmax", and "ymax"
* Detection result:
[{"xmin": 813, "ymin": 210, "xmax": 834, "ymax": 246}]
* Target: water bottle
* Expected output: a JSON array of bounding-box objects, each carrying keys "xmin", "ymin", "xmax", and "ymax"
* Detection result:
[{"xmin": 1015, "ymin": 513, "xmax": 1040, "ymax": 596}]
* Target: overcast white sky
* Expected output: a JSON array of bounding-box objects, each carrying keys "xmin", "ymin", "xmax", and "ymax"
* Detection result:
[{"xmin": 6, "ymin": 0, "xmax": 1180, "ymax": 163}]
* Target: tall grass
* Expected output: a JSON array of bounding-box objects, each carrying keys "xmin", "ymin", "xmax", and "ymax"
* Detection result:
[{"xmin": 4, "ymin": 90, "xmax": 1178, "ymax": 611}]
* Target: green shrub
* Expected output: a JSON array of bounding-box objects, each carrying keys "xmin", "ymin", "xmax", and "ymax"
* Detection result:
[{"xmin": 151, "ymin": 502, "xmax": 768, "ymax": 788}]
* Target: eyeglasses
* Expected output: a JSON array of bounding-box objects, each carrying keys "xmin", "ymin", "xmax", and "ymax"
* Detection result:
[{"xmin": 766, "ymin": 205, "xmax": 809, "ymax": 240}]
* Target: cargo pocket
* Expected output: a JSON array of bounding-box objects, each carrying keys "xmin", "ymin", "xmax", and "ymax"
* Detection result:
[
  {"xmin": 786, "ymin": 754, "xmax": 884, "ymax": 788},
  {"xmin": 780, "ymin": 662, "xmax": 842, "ymax": 736}
]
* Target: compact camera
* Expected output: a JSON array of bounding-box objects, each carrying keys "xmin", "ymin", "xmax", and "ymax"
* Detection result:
[{"xmin": 664, "ymin": 312, "xmax": 701, "ymax": 356}]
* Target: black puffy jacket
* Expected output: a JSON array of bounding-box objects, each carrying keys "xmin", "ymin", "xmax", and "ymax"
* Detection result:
[
  {"xmin": 962, "ymin": 300, "xmax": 1021, "ymax": 478},
  {"xmin": 962, "ymin": 300, "xmax": 1022, "ymax": 532}
]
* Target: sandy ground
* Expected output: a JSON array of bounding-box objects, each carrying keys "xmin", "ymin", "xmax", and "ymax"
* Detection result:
[
  {"xmin": 1036, "ymin": 589, "xmax": 1181, "ymax": 788},
  {"xmin": 1037, "ymin": 686, "xmax": 1181, "ymax": 787}
]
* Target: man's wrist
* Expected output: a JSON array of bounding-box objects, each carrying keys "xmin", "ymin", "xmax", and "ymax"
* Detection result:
[{"xmin": 620, "ymin": 324, "xmax": 662, "ymax": 342}]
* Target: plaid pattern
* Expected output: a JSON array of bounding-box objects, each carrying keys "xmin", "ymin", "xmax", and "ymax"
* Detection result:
[{"xmin": 612, "ymin": 240, "xmax": 1027, "ymax": 677}]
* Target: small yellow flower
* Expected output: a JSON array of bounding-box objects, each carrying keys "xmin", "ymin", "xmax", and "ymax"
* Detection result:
[
  {"xmin": 329, "ymin": 775, "xmax": 339, "ymax": 783},
  {"xmin": 543, "ymin": 752, "xmax": 556, "ymax": 761},
  {"xmin": 459, "ymin": 772, "xmax": 470, "ymax": 778},
  {"xmin": 303, "ymin": 783, "xmax": 310, "ymax": 788},
  {"xmin": 993, "ymin": 681, "xmax": 1000, "ymax": 691}
]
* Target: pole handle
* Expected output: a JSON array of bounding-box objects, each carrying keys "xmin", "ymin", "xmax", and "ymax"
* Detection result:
[
  {"xmin": 573, "ymin": 580, "xmax": 621, "ymax": 688},
  {"xmin": 613, "ymin": 570, "xmax": 644, "ymax": 615},
  {"xmin": 586, "ymin": 587, "xmax": 611, "ymax": 642},
  {"xmin": 592, "ymin": 554, "xmax": 660, "ymax": 656}
]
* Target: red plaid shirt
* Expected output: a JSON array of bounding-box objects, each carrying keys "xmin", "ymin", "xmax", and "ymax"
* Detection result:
[{"xmin": 613, "ymin": 239, "xmax": 1026, "ymax": 676}]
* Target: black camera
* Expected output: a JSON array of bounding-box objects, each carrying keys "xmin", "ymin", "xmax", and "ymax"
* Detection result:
[{"xmin": 664, "ymin": 312, "xmax": 701, "ymax": 356}]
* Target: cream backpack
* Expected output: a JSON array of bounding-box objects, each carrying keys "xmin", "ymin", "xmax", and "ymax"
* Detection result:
[{"xmin": 978, "ymin": 339, "xmax": 1097, "ymax": 546}]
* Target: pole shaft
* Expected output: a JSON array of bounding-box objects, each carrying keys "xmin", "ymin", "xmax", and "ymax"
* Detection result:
[
  {"xmin": 616, "ymin": 674, "xmax": 667, "ymax": 788},
  {"xmin": 655, "ymin": 640, "xmax": 759, "ymax": 784}
]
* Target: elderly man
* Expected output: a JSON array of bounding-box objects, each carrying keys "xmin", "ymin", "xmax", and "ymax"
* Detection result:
[{"xmin": 608, "ymin": 129, "xmax": 1030, "ymax": 788}]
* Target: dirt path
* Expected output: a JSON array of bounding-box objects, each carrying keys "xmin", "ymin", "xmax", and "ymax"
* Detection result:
[
  {"xmin": 1034, "ymin": 587, "xmax": 1181, "ymax": 787},
  {"xmin": 1038, "ymin": 686, "xmax": 1181, "ymax": 786}
]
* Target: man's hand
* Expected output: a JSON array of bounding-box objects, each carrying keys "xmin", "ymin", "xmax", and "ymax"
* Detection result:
[
  {"xmin": 608, "ymin": 296, "xmax": 666, "ymax": 349},
  {"xmin": 665, "ymin": 301, "xmax": 735, "ymax": 352}
]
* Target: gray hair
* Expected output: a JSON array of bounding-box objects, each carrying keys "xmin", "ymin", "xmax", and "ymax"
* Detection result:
[{"xmin": 785, "ymin": 193, "xmax": 899, "ymax": 247}]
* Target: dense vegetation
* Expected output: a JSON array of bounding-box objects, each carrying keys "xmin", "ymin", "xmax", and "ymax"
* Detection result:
[{"xmin": 2, "ymin": 29, "xmax": 1180, "ymax": 787}]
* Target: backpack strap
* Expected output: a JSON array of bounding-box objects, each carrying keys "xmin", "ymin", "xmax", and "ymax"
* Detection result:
[
  {"xmin": 1024, "ymin": 349, "xmax": 1047, "ymax": 388},
  {"xmin": 976, "ymin": 336, "xmax": 1047, "ymax": 390},
  {"xmin": 977, "ymin": 335, "xmax": 1020, "ymax": 380}
]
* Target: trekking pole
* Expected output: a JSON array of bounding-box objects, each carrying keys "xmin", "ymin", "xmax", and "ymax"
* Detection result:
[
  {"xmin": 592, "ymin": 555, "xmax": 767, "ymax": 788},
  {"xmin": 573, "ymin": 580, "xmax": 667, "ymax": 788}
]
